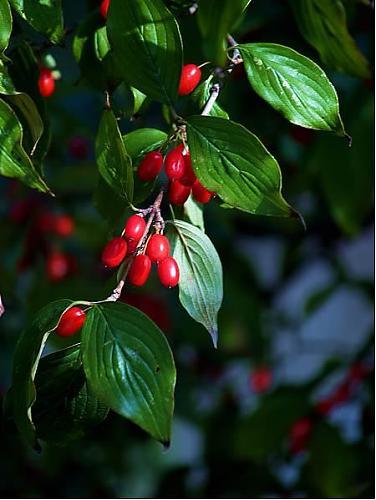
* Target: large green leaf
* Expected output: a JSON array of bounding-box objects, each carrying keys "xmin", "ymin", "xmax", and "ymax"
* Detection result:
[
  {"xmin": 10, "ymin": 0, "xmax": 63, "ymax": 44},
  {"xmin": 95, "ymin": 108, "xmax": 134, "ymax": 204},
  {"xmin": 0, "ymin": 0, "xmax": 12, "ymax": 55},
  {"xmin": 0, "ymin": 97, "xmax": 49, "ymax": 192},
  {"xmin": 290, "ymin": 0, "xmax": 370, "ymax": 78},
  {"xmin": 107, "ymin": 0, "xmax": 183, "ymax": 104},
  {"xmin": 9, "ymin": 299, "xmax": 72, "ymax": 449},
  {"xmin": 197, "ymin": 0, "xmax": 251, "ymax": 66},
  {"xmin": 239, "ymin": 43, "xmax": 345, "ymax": 134},
  {"xmin": 186, "ymin": 115, "xmax": 294, "ymax": 217},
  {"xmin": 33, "ymin": 345, "xmax": 109, "ymax": 445},
  {"xmin": 170, "ymin": 220, "xmax": 223, "ymax": 347},
  {"xmin": 81, "ymin": 302, "xmax": 176, "ymax": 444}
]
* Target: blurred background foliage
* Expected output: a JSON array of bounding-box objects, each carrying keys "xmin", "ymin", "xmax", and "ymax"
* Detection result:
[{"xmin": 0, "ymin": 0, "xmax": 374, "ymax": 497}]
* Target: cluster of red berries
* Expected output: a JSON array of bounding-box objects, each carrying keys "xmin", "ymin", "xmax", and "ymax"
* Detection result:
[
  {"xmin": 138, "ymin": 144, "xmax": 215, "ymax": 205},
  {"xmin": 101, "ymin": 214, "xmax": 180, "ymax": 288}
]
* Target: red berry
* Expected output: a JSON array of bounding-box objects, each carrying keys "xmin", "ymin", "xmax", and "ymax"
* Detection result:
[
  {"xmin": 56, "ymin": 306, "xmax": 86, "ymax": 337},
  {"xmin": 124, "ymin": 214, "xmax": 146, "ymax": 243},
  {"xmin": 192, "ymin": 179, "xmax": 214, "ymax": 204},
  {"xmin": 100, "ymin": 0, "xmax": 110, "ymax": 18},
  {"xmin": 54, "ymin": 215, "xmax": 75, "ymax": 237},
  {"xmin": 138, "ymin": 151, "xmax": 163, "ymax": 181},
  {"xmin": 180, "ymin": 150, "xmax": 196, "ymax": 186},
  {"xmin": 289, "ymin": 417, "xmax": 313, "ymax": 454},
  {"xmin": 46, "ymin": 251, "xmax": 70, "ymax": 282},
  {"xmin": 101, "ymin": 237, "xmax": 127, "ymax": 268},
  {"xmin": 68, "ymin": 135, "xmax": 89, "ymax": 160},
  {"xmin": 168, "ymin": 179, "xmax": 191, "ymax": 205},
  {"xmin": 250, "ymin": 366, "xmax": 272, "ymax": 394},
  {"xmin": 157, "ymin": 257, "xmax": 179, "ymax": 288},
  {"xmin": 126, "ymin": 238, "xmax": 138, "ymax": 256},
  {"xmin": 164, "ymin": 146, "xmax": 185, "ymax": 180},
  {"xmin": 38, "ymin": 68, "xmax": 55, "ymax": 97},
  {"xmin": 178, "ymin": 64, "xmax": 202, "ymax": 96},
  {"xmin": 146, "ymin": 234, "xmax": 170, "ymax": 262},
  {"xmin": 128, "ymin": 254, "xmax": 152, "ymax": 286}
]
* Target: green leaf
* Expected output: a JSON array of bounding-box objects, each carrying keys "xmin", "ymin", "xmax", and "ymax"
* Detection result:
[
  {"xmin": 81, "ymin": 302, "xmax": 176, "ymax": 444},
  {"xmin": 95, "ymin": 108, "xmax": 134, "ymax": 204},
  {"xmin": 239, "ymin": 43, "xmax": 345, "ymax": 134},
  {"xmin": 10, "ymin": 0, "xmax": 64, "ymax": 44},
  {"xmin": 0, "ymin": 0, "xmax": 12, "ymax": 55},
  {"xmin": 10, "ymin": 299, "xmax": 72, "ymax": 449},
  {"xmin": 107, "ymin": 0, "xmax": 183, "ymax": 104},
  {"xmin": 33, "ymin": 345, "xmax": 109, "ymax": 445},
  {"xmin": 0, "ymin": 97, "xmax": 50, "ymax": 192},
  {"xmin": 170, "ymin": 220, "xmax": 223, "ymax": 347},
  {"xmin": 93, "ymin": 176, "xmax": 126, "ymax": 227},
  {"xmin": 290, "ymin": 0, "xmax": 370, "ymax": 79},
  {"xmin": 183, "ymin": 195, "xmax": 205, "ymax": 231},
  {"xmin": 186, "ymin": 115, "xmax": 294, "ymax": 217},
  {"xmin": 191, "ymin": 77, "xmax": 229, "ymax": 118},
  {"xmin": 197, "ymin": 0, "xmax": 252, "ymax": 66}
]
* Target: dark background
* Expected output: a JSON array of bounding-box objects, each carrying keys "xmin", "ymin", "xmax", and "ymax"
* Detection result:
[{"xmin": 0, "ymin": 0, "xmax": 374, "ymax": 497}]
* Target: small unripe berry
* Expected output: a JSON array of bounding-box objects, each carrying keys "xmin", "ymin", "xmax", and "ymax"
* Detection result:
[
  {"xmin": 146, "ymin": 234, "xmax": 170, "ymax": 262},
  {"xmin": 192, "ymin": 179, "xmax": 214, "ymax": 204},
  {"xmin": 168, "ymin": 179, "xmax": 191, "ymax": 205},
  {"xmin": 54, "ymin": 214, "xmax": 75, "ymax": 237},
  {"xmin": 100, "ymin": 0, "xmax": 110, "ymax": 18},
  {"xmin": 56, "ymin": 306, "xmax": 86, "ymax": 337},
  {"xmin": 157, "ymin": 257, "xmax": 179, "ymax": 288},
  {"xmin": 178, "ymin": 64, "xmax": 202, "ymax": 96},
  {"xmin": 138, "ymin": 151, "xmax": 163, "ymax": 181},
  {"xmin": 180, "ymin": 151, "xmax": 196, "ymax": 186},
  {"xmin": 128, "ymin": 254, "xmax": 152, "ymax": 286},
  {"xmin": 164, "ymin": 146, "xmax": 185, "ymax": 180},
  {"xmin": 38, "ymin": 68, "xmax": 55, "ymax": 97},
  {"xmin": 46, "ymin": 251, "xmax": 70, "ymax": 281},
  {"xmin": 124, "ymin": 214, "xmax": 146, "ymax": 243},
  {"xmin": 250, "ymin": 366, "xmax": 272, "ymax": 394},
  {"xmin": 101, "ymin": 237, "xmax": 127, "ymax": 268}
]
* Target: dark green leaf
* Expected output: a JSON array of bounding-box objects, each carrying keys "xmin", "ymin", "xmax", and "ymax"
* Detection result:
[
  {"xmin": 10, "ymin": 0, "xmax": 63, "ymax": 44},
  {"xmin": 0, "ymin": 0, "xmax": 12, "ymax": 55},
  {"xmin": 107, "ymin": 0, "xmax": 183, "ymax": 104},
  {"xmin": 0, "ymin": 97, "xmax": 49, "ymax": 192},
  {"xmin": 197, "ymin": 0, "xmax": 251, "ymax": 66},
  {"xmin": 10, "ymin": 299, "xmax": 72, "ymax": 449},
  {"xmin": 34, "ymin": 345, "xmax": 109, "ymax": 445},
  {"xmin": 170, "ymin": 220, "xmax": 223, "ymax": 347},
  {"xmin": 290, "ymin": 0, "xmax": 370, "ymax": 78},
  {"xmin": 239, "ymin": 43, "xmax": 345, "ymax": 134},
  {"xmin": 93, "ymin": 176, "xmax": 126, "ymax": 228},
  {"xmin": 95, "ymin": 108, "xmax": 134, "ymax": 204},
  {"xmin": 81, "ymin": 302, "xmax": 176, "ymax": 444},
  {"xmin": 191, "ymin": 77, "xmax": 229, "ymax": 118},
  {"xmin": 186, "ymin": 115, "xmax": 294, "ymax": 217}
]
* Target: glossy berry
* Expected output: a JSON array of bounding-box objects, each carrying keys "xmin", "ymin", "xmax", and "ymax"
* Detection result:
[
  {"xmin": 38, "ymin": 68, "xmax": 55, "ymax": 97},
  {"xmin": 54, "ymin": 214, "xmax": 75, "ymax": 237},
  {"xmin": 250, "ymin": 366, "xmax": 272, "ymax": 394},
  {"xmin": 56, "ymin": 307, "xmax": 86, "ymax": 337},
  {"xmin": 168, "ymin": 179, "xmax": 191, "ymax": 205},
  {"xmin": 178, "ymin": 64, "xmax": 202, "ymax": 96},
  {"xmin": 157, "ymin": 257, "xmax": 179, "ymax": 288},
  {"xmin": 146, "ymin": 234, "xmax": 170, "ymax": 262},
  {"xmin": 124, "ymin": 214, "xmax": 146, "ymax": 243},
  {"xmin": 164, "ymin": 146, "xmax": 185, "ymax": 180},
  {"xmin": 100, "ymin": 0, "xmax": 110, "ymax": 18},
  {"xmin": 46, "ymin": 251, "xmax": 70, "ymax": 281},
  {"xmin": 180, "ymin": 151, "xmax": 196, "ymax": 186},
  {"xmin": 101, "ymin": 237, "xmax": 127, "ymax": 268},
  {"xmin": 192, "ymin": 179, "xmax": 214, "ymax": 204},
  {"xmin": 128, "ymin": 254, "xmax": 152, "ymax": 286},
  {"xmin": 138, "ymin": 151, "xmax": 163, "ymax": 181}
]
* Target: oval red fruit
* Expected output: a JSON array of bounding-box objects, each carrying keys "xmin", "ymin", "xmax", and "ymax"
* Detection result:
[
  {"xmin": 100, "ymin": 0, "xmax": 110, "ymax": 18},
  {"xmin": 192, "ymin": 179, "xmax": 214, "ymax": 204},
  {"xmin": 128, "ymin": 254, "xmax": 152, "ymax": 286},
  {"xmin": 54, "ymin": 214, "xmax": 75, "ymax": 237},
  {"xmin": 289, "ymin": 417, "xmax": 313, "ymax": 454},
  {"xmin": 146, "ymin": 234, "xmax": 170, "ymax": 262},
  {"xmin": 180, "ymin": 150, "xmax": 196, "ymax": 186},
  {"xmin": 56, "ymin": 306, "xmax": 86, "ymax": 337},
  {"xmin": 124, "ymin": 214, "xmax": 146, "ymax": 243},
  {"xmin": 168, "ymin": 179, "xmax": 191, "ymax": 205},
  {"xmin": 46, "ymin": 251, "xmax": 70, "ymax": 281},
  {"xmin": 164, "ymin": 146, "xmax": 185, "ymax": 180},
  {"xmin": 38, "ymin": 68, "xmax": 55, "ymax": 97},
  {"xmin": 126, "ymin": 238, "xmax": 138, "ymax": 256},
  {"xmin": 178, "ymin": 64, "xmax": 202, "ymax": 96},
  {"xmin": 138, "ymin": 151, "xmax": 163, "ymax": 181},
  {"xmin": 157, "ymin": 257, "xmax": 179, "ymax": 288},
  {"xmin": 101, "ymin": 237, "xmax": 127, "ymax": 268}
]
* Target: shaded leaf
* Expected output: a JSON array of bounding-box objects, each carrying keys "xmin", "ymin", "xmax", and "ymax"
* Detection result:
[
  {"xmin": 0, "ymin": 0, "xmax": 12, "ymax": 55},
  {"xmin": 183, "ymin": 195, "xmax": 205, "ymax": 231}
]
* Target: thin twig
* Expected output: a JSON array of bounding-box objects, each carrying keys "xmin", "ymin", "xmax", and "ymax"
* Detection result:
[{"xmin": 201, "ymin": 84, "xmax": 220, "ymax": 116}]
